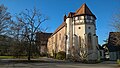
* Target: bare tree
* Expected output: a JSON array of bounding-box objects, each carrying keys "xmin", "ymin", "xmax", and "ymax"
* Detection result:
[
  {"xmin": 0, "ymin": 4, "xmax": 11, "ymax": 34},
  {"xmin": 111, "ymin": 13, "xmax": 120, "ymax": 32},
  {"xmin": 109, "ymin": 32, "xmax": 120, "ymax": 46},
  {"xmin": 109, "ymin": 13, "xmax": 120, "ymax": 60},
  {"xmin": 79, "ymin": 39, "xmax": 88, "ymax": 61},
  {"xmin": 11, "ymin": 8, "xmax": 48, "ymax": 60},
  {"xmin": 111, "ymin": 13, "xmax": 120, "ymax": 46},
  {"xmin": 8, "ymin": 20, "xmax": 27, "ymax": 58},
  {"xmin": 69, "ymin": 35, "xmax": 96, "ymax": 62}
]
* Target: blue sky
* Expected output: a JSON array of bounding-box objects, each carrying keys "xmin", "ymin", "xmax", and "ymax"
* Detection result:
[{"xmin": 0, "ymin": 0, "xmax": 120, "ymax": 45}]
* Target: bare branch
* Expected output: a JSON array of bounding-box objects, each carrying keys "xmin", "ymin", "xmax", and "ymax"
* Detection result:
[{"xmin": 10, "ymin": 7, "xmax": 48, "ymax": 60}]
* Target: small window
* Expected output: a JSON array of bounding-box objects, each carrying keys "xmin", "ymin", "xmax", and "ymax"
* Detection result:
[
  {"xmin": 75, "ymin": 17, "xmax": 79, "ymax": 20},
  {"xmin": 93, "ymin": 34, "xmax": 96, "ymax": 36},
  {"xmin": 78, "ymin": 27, "xmax": 81, "ymax": 29},
  {"xmin": 88, "ymin": 27, "xmax": 91, "ymax": 29},
  {"xmin": 88, "ymin": 16, "xmax": 91, "ymax": 20},
  {"xmin": 91, "ymin": 16, "xmax": 94, "ymax": 20},
  {"xmin": 59, "ymin": 33, "xmax": 61, "ymax": 40},
  {"xmin": 80, "ymin": 16, "xmax": 84, "ymax": 20},
  {"xmin": 88, "ymin": 33, "xmax": 92, "ymax": 49}
]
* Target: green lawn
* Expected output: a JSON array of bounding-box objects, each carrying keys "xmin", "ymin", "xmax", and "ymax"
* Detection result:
[
  {"xmin": 0, "ymin": 56, "xmax": 13, "ymax": 59},
  {"xmin": 0, "ymin": 56, "xmax": 40, "ymax": 59}
]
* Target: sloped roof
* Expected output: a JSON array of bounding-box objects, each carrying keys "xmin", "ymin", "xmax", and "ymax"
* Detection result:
[
  {"xmin": 36, "ymin": 32, "xmax": 52, "ymax": 36},
  {"xmin": 75, "ymin": 3, "xmax": 94, "ymax": 16},
  {"xmin": 51, "ymin": 22, "xmax": 66, "ymax": 36},
  {"xmin": 108, "ymin": 32, "xmax": 120, "ymax": 52},
  {"xmin": 68, "ymin": 12, "xmax": 75, "ymax": 18}
]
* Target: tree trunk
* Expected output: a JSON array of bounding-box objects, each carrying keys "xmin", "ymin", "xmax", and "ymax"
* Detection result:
[{"xmin": 28, "ymin": 41, "xmax": 31, "ymax": 60}]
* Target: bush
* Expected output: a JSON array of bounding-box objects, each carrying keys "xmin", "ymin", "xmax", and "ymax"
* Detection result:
[
  {"xmin": 53, "ymin": 53, "xmax": 57, "ymax": 58},
  {"xmin": 117, "ymin": 59, "xmax": 120, "ymax": 66},
  {"xmin": 47, "ymin": 53, "xmax": 53, "ymax": 58},
  {"xmin": 40, "ymin": 53, "xmax": 47, "ymax": 57},
  {"xmin": 56, "ymin": 51, "xmax": 66, "ymax": 60},
  {"xmin": 82, "ymin": 60, "xmax": 101, "ymax": 64}
]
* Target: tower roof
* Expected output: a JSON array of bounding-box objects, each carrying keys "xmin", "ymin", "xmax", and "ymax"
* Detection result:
[{"xmin": 75, "ymin": 3, "xmax": 95, "ymax": 17}]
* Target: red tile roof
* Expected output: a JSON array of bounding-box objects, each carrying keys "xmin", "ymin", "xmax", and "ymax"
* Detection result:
[
  {"xmin": 75, "ymin": 3, "xmax": 94, "ymax": 16},
  {"xmin": 108, "ymin": 32, "xmax": 120, "ymax": 52}
]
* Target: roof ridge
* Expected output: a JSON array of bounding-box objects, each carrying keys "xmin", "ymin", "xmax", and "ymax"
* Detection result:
[
  {"xmin": 75, "ymin": 3, "xmax": 94, "ymax": 16},
  {"xmin": 51, "ymin": 22, "xmax": 66, "ymax": 36},
  {"xmin": 76, "ymin": 4, "xmax": 85, "ymax": 13}
]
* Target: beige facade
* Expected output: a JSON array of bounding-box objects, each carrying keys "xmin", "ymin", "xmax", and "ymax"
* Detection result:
[{"xmin": 47, "ymin": 23, "xmax": 66, "ymax": 56}]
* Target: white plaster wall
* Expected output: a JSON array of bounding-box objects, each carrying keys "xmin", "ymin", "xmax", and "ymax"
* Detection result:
[
  {"xmin": 85, "ymin": 24, "xmax": 96, "ymax": 34},
  {"xmin": 66, "ymin": 17, "xmax": 73, "ymax": 55},
  {"xmin": 74, "ymin": 24, "xmax": 86, "ymax": 54},
  {"xmin": 73, "ymin": 15, "xmax": 99, "ymax": 60},
  {"xmin": 74, "ymin": 24, "xmax": 86, "ymax": 39}
]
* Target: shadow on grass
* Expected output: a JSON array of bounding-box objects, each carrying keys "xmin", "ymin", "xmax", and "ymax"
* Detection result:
[
  {"xmin": 0, "ymin": 58, "xmax": 104, "ymax": 64},
  {"xmin": 8, "ymin": 60, "xmax": 67, "ymax": 64},
  {"xmin": 8, "ymin": 60, "xmax": 103, "ymax": 64}
]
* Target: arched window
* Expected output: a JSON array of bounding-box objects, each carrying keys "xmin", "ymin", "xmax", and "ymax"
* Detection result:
[
  {"xmin": 79, "ymin": 36, "xmax": 81, "ymax": 47},
  {"xmin": 59, "ymin": 33, "xmax": 61, "ymax": 40},
  {"xmin": 88, "ymin": 33, "xmax": 92, "ymax": 49}
]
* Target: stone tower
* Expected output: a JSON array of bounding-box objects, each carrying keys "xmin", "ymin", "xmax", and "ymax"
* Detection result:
[{"xmin": 66, "ymin": 3, "xmax": 99, "ymax": 60}]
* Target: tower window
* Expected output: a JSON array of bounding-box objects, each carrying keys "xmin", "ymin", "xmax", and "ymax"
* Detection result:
[
  {"xmin": 80, "ymin": 16, "xmax": 84, "ymax": 20},
  {"xmin": 78, "ymin": 27, "xmax": 81, "ymax": 29},
  {"xmin": 75, "ymin": 17, "xmax": 79, "ymax": 20},
  {"xmin": 79, "ymin": 36, "xmax": 81, "ymax": 47},
  {"xmin": 88, "ymin": 33, "xmax": 92, "ymax": 50},
  {"xmin": 87, "ymin": 16, "xmax": 91, "ymax": 20},
  {"xmin": 88, "ymin": 27, "xmax": 91, "ymax": 29},
  {"xmin": 91, "ymin": 16, "xmax": 94, "ymax": 20},
  {"xmin": 86, "ymin": 20, "xmax": 89, "ymax": 22}
]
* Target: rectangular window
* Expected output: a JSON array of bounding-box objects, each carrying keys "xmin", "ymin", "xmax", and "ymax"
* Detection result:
[
  {"xmin": 87, "ymin": 16, "xmax": 91, "ymax": 20},
  {"xmin": 80, "ymin": 16, "xmax": 84, "ymax": 20},
  {"xmin": 59, "ymin": 33, "xmax": 61, "ymax": 40}
]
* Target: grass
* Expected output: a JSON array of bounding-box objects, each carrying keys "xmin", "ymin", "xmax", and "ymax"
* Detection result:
[
  {"xmin": 0, "ymin": 56, "xmax": 40, "ymax": 59},
  {"xmin": 117, "ymin": 59, "xmax": 120, "ymax": 67},
  {"xmin": 0, "ymin": 56, "xmax": 14, "ymax": 59}
]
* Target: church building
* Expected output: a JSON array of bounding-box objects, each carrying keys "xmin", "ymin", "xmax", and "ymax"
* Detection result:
[{"xmin": 47, "ymin": 3, "xmax": 100, "ymax": 60}]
